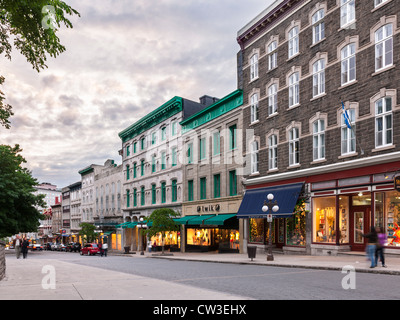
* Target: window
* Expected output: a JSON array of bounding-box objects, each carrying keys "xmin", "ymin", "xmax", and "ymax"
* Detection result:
[
  {"xmin": 313, "ymin": 119, "xmax": 325, "ymax": 160},
  {"xmin": 152, "ymin": 184, "xmax": 156, "ymax": 204},
  {"xmin": 229, "ymin": 124, "xmax": 237, "ymax": 150},
  {"xmin": 374, "ymin": 0, "xmax": 388, "ymax": 7},
  {"xmin": 288, "ymin": 72, "xmax": 299, "ymax": 107},
  {"xmin": 126, "ymin": 190, "xmax": 130, "ymax": 208},
  {"xmin": 251, "ymin": 140, "xmax": 259, "ymax": 174},
  {"xmin": 250, "ymin": 53, "xmax": 259, "ymax": 80},
  {"xmin": 171, "ymin": 147, "xmax": 177, "ymax": 167},
  {"xmin": 250, "ymin": 93, "xmax": 259, "ymax": 123},
  {"xmin": 133, "ymin": 162, "xmax": 137, "ymax": 178},
  {"xmin": 213, "ymin": 174, "xmax": 221, "ymax": 198},
  {"xmin": 140, "ymin": 186, "xmax": 145, "ymax": 206},
  {"xmin": 313, "ymin": 59, "xmax": 325, "ymax": 97},
  {"xmin": 288, "ymin": 26, "xmax": 299, "ymax": 58},
  {"xmin": 133, "ymin": 142, "xmax": 137, "ymax": 153},
  {"xmin": 187, "ymin": 142, "xmax": 193, "ymax": 164},
  {"xmin": 268, "ymin": 135, "xmax": 278, "ymax": 170},
  {"xmin": 171, "ymin": 121, "xmax": 177, "ymax": 136},
  {"xmin": 375, "ymin": 24, "xmax": 393, "ymax": 71},
  {"xmin": 200, "ymin": 177, "xmax": 207, "ymax": 200},
  {"xmin": 151, "ymin": 154, "xmax": 156, "ymax": 173},
  {"xmin": 126, "ymin": 145, "xmax": 130, "ymax": 157},
  {"xmin": 171, "ymin": 180, "xmax": 177, "ymax": 202},
  {"xmin": 312, "ymin": 9, "xmax": 325, "ymax": 44},
  {"xmin": 375, "ymin": 97, "xmax": 393, "ymax": 148},
  {"xmin": 341, "ymin": 108, "xmax": 356, "ymax": 154},
  {"xmin": 133, "ymin": 188, "xmax": 137, "ymax": 207},
  {"xmin": 161, "ymin": 127, "xmax": 167, "ymax": 141},
  {"xmin": 151, "ymin": 131, "xmax": 157, "ymax": 145},
  {"xmin": 140, "ymin": 159, "xmax": 145, "ymax": 176},
  {"xmin": 340, "ymin": 0, "xmax": 355, "ymax": 28},
  {"xmin": 161, "ymin": 182, "xmax": 166, "ymax": 203},
  {"xmin": 161, "ymin": 151, "xmax": 166, "ymax": 170},
  {"xmin": 289, "ymin": 127, "xmax": 300, "ymax": 166},
  {"xmin": 341, "ymin": 43, "xmax": 356, "ymax": 85},
  {"xmin": 126, "ymin": 165, "xmax": 130, "ymax": 180},
  {"xmin": 188, "ymin": 180, "xmax": 194, "ymax": 201},
  {"xmin": 140, "ymin": 137, "xmax": 146, "ymax": 150},
  {"xmin": 213, "ymin": 131, "xmax": 220, "ymax": 155},
  {"xmin": 268, "ymin": 41, "xmax": 277, "ymax": 70},
  {"xmin": 199, "ymin": 137, "xmax": 206, "ymax": 160},
  {"xmin": 268, "ymin": 84, "xmax": 278, "ymax": 115},
  {"xmin": 229, "ymin": 170, "xmax": 237, "ymax": 196}
]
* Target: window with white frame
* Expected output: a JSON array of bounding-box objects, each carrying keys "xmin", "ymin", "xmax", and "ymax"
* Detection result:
[
  {"xmin": 312, "ymin": 9, "xmax": 325, "ymax": 44},
  {"xmin": 289, "ymin": 127, "xmax": 300, "ymax": 166},
  {"xmin": 341, "ymin": 43, "xmax": 356, "ymax": 85},
  {"xmin": 374, "ymin": 0, "xmax": 388, "ymax": 7},
  {"xmin": 251, "ymin": 140, "xmax": 259, "ymax": 174},
  {"xmin": 340, "ymin": 0, "xmax": 355, "ymax": 28},
  {"xmin": 375, "ymin": 97, "xmax": 393, "ymax": 148},
  {"xmin": 341, "ymin": 108, "xmax": 356, "ymax": 154},
  {"xmin": 250, "ymin": 93, "xmax": 259, "ymax": 123},
  {"xmin": 375, "ymin": 24, "xmax": 393, "ymax": 71},
  {"xmin": 288, "ymin": 26, "xmax": 299, "ymax": 58},
  {"xmin": 250, "ymin": 53, "xmax": 259, "ymax": 81},
  {"xmin": 268, "ymin": 84, "xmax": 278, "ymax": 116},
  {"xmin": 268, "ymin": 41, "xmax": 278, "ymax": 70},
  {"xmin": 313, "ymin": 119, "xmax": 325, "ymax": 160},
  {"xmin": 289, "ymin": 72, "xmax": 300, "ymax": 107},
  {"xmin": 313, "ymin": 59, "xmax": 325, "ymax": 97},
  {"xmin": 268, "ymin": 134, "xmax": 278, "ymax": 170}
]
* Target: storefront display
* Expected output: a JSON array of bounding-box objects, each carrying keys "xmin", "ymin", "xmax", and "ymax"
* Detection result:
[
  {"xmin": 151, "ymin": 231, "xmax": 180, "ymax": 248},
  {"xmin": 313, "ymin": 197, "xmax": 336, "ymax": 243},
  {"xmin": 186, "ymin": 228, "xmax": 239, "ymax": 252},
  {"xmin": 339, "ymin": 196, "xmax": 349, "ymax": 243},
  {"xmin": 385, "ymin": 191, "xmax": 400, "ymax": 247}
]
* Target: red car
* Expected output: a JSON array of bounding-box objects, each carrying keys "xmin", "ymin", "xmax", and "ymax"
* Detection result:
[{"xmin": 80, "ymin": 243, "xmax": 99, "ymax": 256}]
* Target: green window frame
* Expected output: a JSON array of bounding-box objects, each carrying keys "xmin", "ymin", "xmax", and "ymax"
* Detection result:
[
  {"xmin": 151, "ymin": 184, "xmax": 156, "ymax": 204},
  {"xmin": 141, "ymin": 159, "xmax": 145, "ymax": 176},
  {"xmin": 171, "ymin": 121, "xmax": 177, "ymax": 136},
  {"xmin": 229, "ymin": 124, "xmax": 237, "ymax": 150},
  {"xmin": 199, "ymin": 137, "xmax": 206, "ymax": 160},
  {"xmin": 152, "ymin": 155, "xmax": 156, "ymax": 173},
  {"xmin": 200, "ymin": 177, "xmax": 207, "ymax": 200},
  {"xmin": 172, "ymin": 179, "xmax": 177, "ymax": 202},
  {"xmin": 126, "ymin": 165, "xmax": 130, "ymax": 180},
  {"xmin": 141, "ymin": 137, "xmax": 146, "ymax": 150},
  {"xmin": 140, "ymin": 186, "xmax": 145, "ymax": 206},
  {"xmin": 133, "ymin": 188, "xmax": 137, "ymax": 207},
  {"xmin": 229, "ymin": 170, "xmax": 237, "ymax": 196},
  {"xmin": 133, "ymin": 162, "xmax": 137, "ymax": 178},
  {"xmin": 213, "ymin": 131, "xmax": 220, "ymax": 155},
  {"xmin": 133, "ymin": 142, "xmax": 137, "ymax": 153},
  {"xmin": 161, "ymin": 152, "xmax": 166, "ymax": 170},
  {"xmin": 161, "ymin": 127, "xmax": 167, "ymax": 141},
  {"xmin": 188, "ymin": 180, "xmax": 194, "ymax": 201},
  {"xmin": 172, "ymin": 147, "xmax": 177, "ymax": 167},
  {"xmin": 151, "ymin": 132, "xmax": 157, "ymax": 145},
  {"xmin": 187, "ymin": 143, "xmax": 193, "ymax": 164},
  {"xmin": 213, "ymin": 174, "xmax": 220, "ymax": 198},
  {"xmin": 126, "ymin": 145, "xmax": 130, "ymax": 157},
  {"xmin": 126, "ymin": 189, "xmax": 130, "ymax": 208},
  {"xmin": 161, "ymin": 182, "xmax": 166, "ymax": 203}
]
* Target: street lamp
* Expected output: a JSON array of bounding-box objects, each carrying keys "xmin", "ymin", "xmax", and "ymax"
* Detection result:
[
  {"xmin": 138, "ymin": 217, "xmax": 145, "ymax": 255},
  {"xmin": 262, "ymin": 193, "xmax": 279, "ymax": 261}
]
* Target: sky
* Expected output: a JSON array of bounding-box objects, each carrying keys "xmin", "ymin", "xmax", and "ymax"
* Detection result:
[{"xmin": 0, "ymin": 0, "xmax": 273, "ymax": 189}]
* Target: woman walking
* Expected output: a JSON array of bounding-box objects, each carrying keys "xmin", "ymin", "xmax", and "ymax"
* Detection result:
[{"xmin": 21, "ymin": 237, "xmax": 30, "ymax": 259}]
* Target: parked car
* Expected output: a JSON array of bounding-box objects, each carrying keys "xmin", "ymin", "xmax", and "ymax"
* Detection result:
[
  {"xmin": 51, "ymin": 243, "xmax": 60, "ymax": 251},
  {"xmin": 66, "ymin": 242, "xmax": 81, "ymax": 252},
  {"xmin": 28, "ymin": 243, "xmax": 43, "ymax": 251},
  {"xmin": 44, "ymin": 243, "xmax": 52, "ymax": 251},
  {"xmin": 80, "ymin": 243, "xmax": 99, "ymax": 256},
  {"xmin": 58, "ymin": 244, "xmax": 66, "ymax": 251}
]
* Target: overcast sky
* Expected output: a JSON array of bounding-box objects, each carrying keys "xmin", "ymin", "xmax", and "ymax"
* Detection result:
[{"xmin": 0, "ymin": 0, "xmax": 273, "ymax": 189}]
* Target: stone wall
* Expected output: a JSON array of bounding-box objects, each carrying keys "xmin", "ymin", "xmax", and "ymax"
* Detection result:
[{"xmin": 0, "ymin": 242, "xmax": 5, "ymax": 281}]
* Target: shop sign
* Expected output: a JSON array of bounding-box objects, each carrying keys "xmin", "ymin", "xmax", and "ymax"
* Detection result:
[
  {"xmin": 197, "ymin": 204, "xmax": 220, "ymax": 213},
  {"xmin": 394, "ymin": 174, "xmax": 400, "ymax": 192}
]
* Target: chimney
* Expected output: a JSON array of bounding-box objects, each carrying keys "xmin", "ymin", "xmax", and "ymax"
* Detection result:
[{"xmin": 199, "ymin": 95, "xmax": 219, "ymax": 107}]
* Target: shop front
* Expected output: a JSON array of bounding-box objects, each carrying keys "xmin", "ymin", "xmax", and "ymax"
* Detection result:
[
  {"xmin": 180, "ymin": 196, "xmax": 243, "ymax": 253},
  {"xmin": 241, "ymin": 159, "xmax": 400, "ymax": 256}
]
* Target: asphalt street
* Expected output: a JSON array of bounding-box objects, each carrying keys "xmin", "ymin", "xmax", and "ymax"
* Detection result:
[{"xmin": 7, "ymin": 250, "xmax": 400, "ymax": 300}]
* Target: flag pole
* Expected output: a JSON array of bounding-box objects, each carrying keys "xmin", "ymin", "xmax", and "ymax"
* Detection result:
[{"xmin": 340, "ymin": 99, "xmax": 364, "ymax": 155}]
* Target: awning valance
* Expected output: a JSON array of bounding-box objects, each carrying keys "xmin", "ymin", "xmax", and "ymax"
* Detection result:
[
  {"xmin": 203, "ymin": 214, "xmax": 237, "ymax": 226},
  {"xmin": 237, "ymin": 182, "xmax": 304, "ymax": 219}
]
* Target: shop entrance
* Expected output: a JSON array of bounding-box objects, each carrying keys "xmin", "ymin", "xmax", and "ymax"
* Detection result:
[{"xmin": 350, "ymin": 205, "xmax": 371, "ymax": 252}]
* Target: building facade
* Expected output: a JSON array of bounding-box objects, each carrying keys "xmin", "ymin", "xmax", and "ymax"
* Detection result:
[
  {"xmin": 179, "ymin": 89, "xmax": 245, "ymax": 253},
  {"xmin": 118, "ymin": 96, "xmax": 213, "ymax": 251},
  {"xmin": 69, "ymin": 181, "xmax": 82, "ymax": 241},
  {"xmin": 236, "ymin": 0, "xmax": 400, "ymax": 255}
]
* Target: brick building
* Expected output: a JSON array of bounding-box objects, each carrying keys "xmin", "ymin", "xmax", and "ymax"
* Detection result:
[{"xmin": 236, "ymin": 0, "xmax": 400, "ymax": 255}]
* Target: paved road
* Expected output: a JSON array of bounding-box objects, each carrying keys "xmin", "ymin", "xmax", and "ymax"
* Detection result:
[{"xmin": 21, "ymin": 251, "xmax": 400, "ymax": 300}]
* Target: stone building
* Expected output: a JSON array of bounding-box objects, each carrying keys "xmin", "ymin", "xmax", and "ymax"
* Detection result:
[{"xmin": 236, "ymin": 0, "xmax": 400, "ymax": 255}]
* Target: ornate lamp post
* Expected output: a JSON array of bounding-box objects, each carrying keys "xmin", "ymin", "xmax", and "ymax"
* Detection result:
[
  {"xmin": 262, "ymin": 193, "xmax": 279, "ymax": 261},
  {"xmin": 138, "ymin": 217, "xmax": 145, "ymax": 255}
]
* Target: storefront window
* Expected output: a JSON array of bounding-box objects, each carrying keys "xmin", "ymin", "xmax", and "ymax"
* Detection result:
[
  {"xmin": 314, "ymin": 196, "xmax": 336, "ymax": 243},
  {"xmin": 264, "ymin": 222, "xmax": 275, "ymax": 244},
  {"xmin": 339, "ymin": 196, "xmax": 349, "ymax": 243},
  {"xmin": 385, "ymin": 191, "xmax": 400, "ymax": 247},
  {"xmin": 151, "ymin": 231, "xmax": 179, "ymax": 247},
  {"xmin": 249, "ymin": 218, "xmax": 264, "ymax": 243},
  {"xmin": 187, "ymin": 228, "xmax": 213, "ymax": 246},
  {"xmin": 286, "ymin": 200, "xmax": 306, "ymax": 246}
]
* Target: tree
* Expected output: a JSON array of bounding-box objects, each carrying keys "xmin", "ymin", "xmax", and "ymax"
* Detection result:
[
  {"xmin": 0, "ymin": 144, "xmax": 46, "ymax": 237},
  {"xmin": 79, "ymin": 222, "xmax": 97, "ymax": 243},
  {"xmin": 0, "ymin": 0, "xmax": 80, "ymax": 128},
  {"xmin": 144, "ymin": 208, "xmax": 180, "ymax": 255}
]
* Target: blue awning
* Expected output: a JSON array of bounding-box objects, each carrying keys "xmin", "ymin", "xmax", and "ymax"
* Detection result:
[{"xmin": 237, "ymin": 182, "xmax": 304, "ymax": 219}]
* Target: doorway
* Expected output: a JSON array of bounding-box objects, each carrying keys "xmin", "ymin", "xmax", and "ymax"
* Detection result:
[{"xmin": 350, "ymin": 205, "xmax": 371, "ymax": 251}]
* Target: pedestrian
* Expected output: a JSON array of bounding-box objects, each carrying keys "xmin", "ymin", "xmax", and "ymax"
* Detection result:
[
  {"xmin": 357, "ymin": 227, "xmax": 378, "ymax": 268},
  {"xmin": 99, "ymin": 242, "xmax": 103, "ymax": 257},
  {"xmin": 21, "ymin": 237, "xmax": 30, "ymax": 259},
  {"xmin": 153, "ymin": 240, "xmax": 157, "ymax": 252},
  {"xmin": 102, "ymin": 241, "xmax": 108, "ymax": 257},
  {"xmin": 13, "ymin": 235, "xmax": 22, "ymax": 259},
  {"xmin": 148, "ymin": 240, "xmax": 152, "ymax": 253},
  {"xmin": 375, "ymin": 226, "xmax": 387, "ymax": 267}
]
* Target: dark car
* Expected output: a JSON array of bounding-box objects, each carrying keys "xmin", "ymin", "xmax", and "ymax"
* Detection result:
[
  {"xmin": 66, "ymin": 242, "xmax": 81, "ymax": 252},
  {"xmin": 44, "ymin": 243, "xmax": 52, "ymax": 251},
  {"xmin": 80, "ymin": 243, "xmax": 99, "ymax": 256}
]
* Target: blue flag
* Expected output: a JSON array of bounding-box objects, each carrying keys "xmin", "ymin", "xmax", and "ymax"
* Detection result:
[{"xmin": 342, "ymin": 101, "xmax": 352, "ymax": 130}]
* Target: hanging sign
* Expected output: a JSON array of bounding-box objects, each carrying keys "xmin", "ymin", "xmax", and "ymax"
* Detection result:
[{"xmin": 394, "ymin": 174, "xmax": 400, "ymax": 192}]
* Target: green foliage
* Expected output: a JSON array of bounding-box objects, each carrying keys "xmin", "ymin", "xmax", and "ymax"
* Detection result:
[
  {"xmin": 78, "ymin": 222, "xmax": 97, "ymax": 243},
  {"xmin": 0, "ymin": 0, "xmax": 80, "ymax": 128},
  {"xmin": 0, "ymin": 144, "xmax": 46, "ymax": 237}
]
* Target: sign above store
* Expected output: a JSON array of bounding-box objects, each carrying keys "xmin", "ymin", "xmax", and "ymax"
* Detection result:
[{"xmin": 197, "ymin": 204, "xmax": 220, "ymax": 213}]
